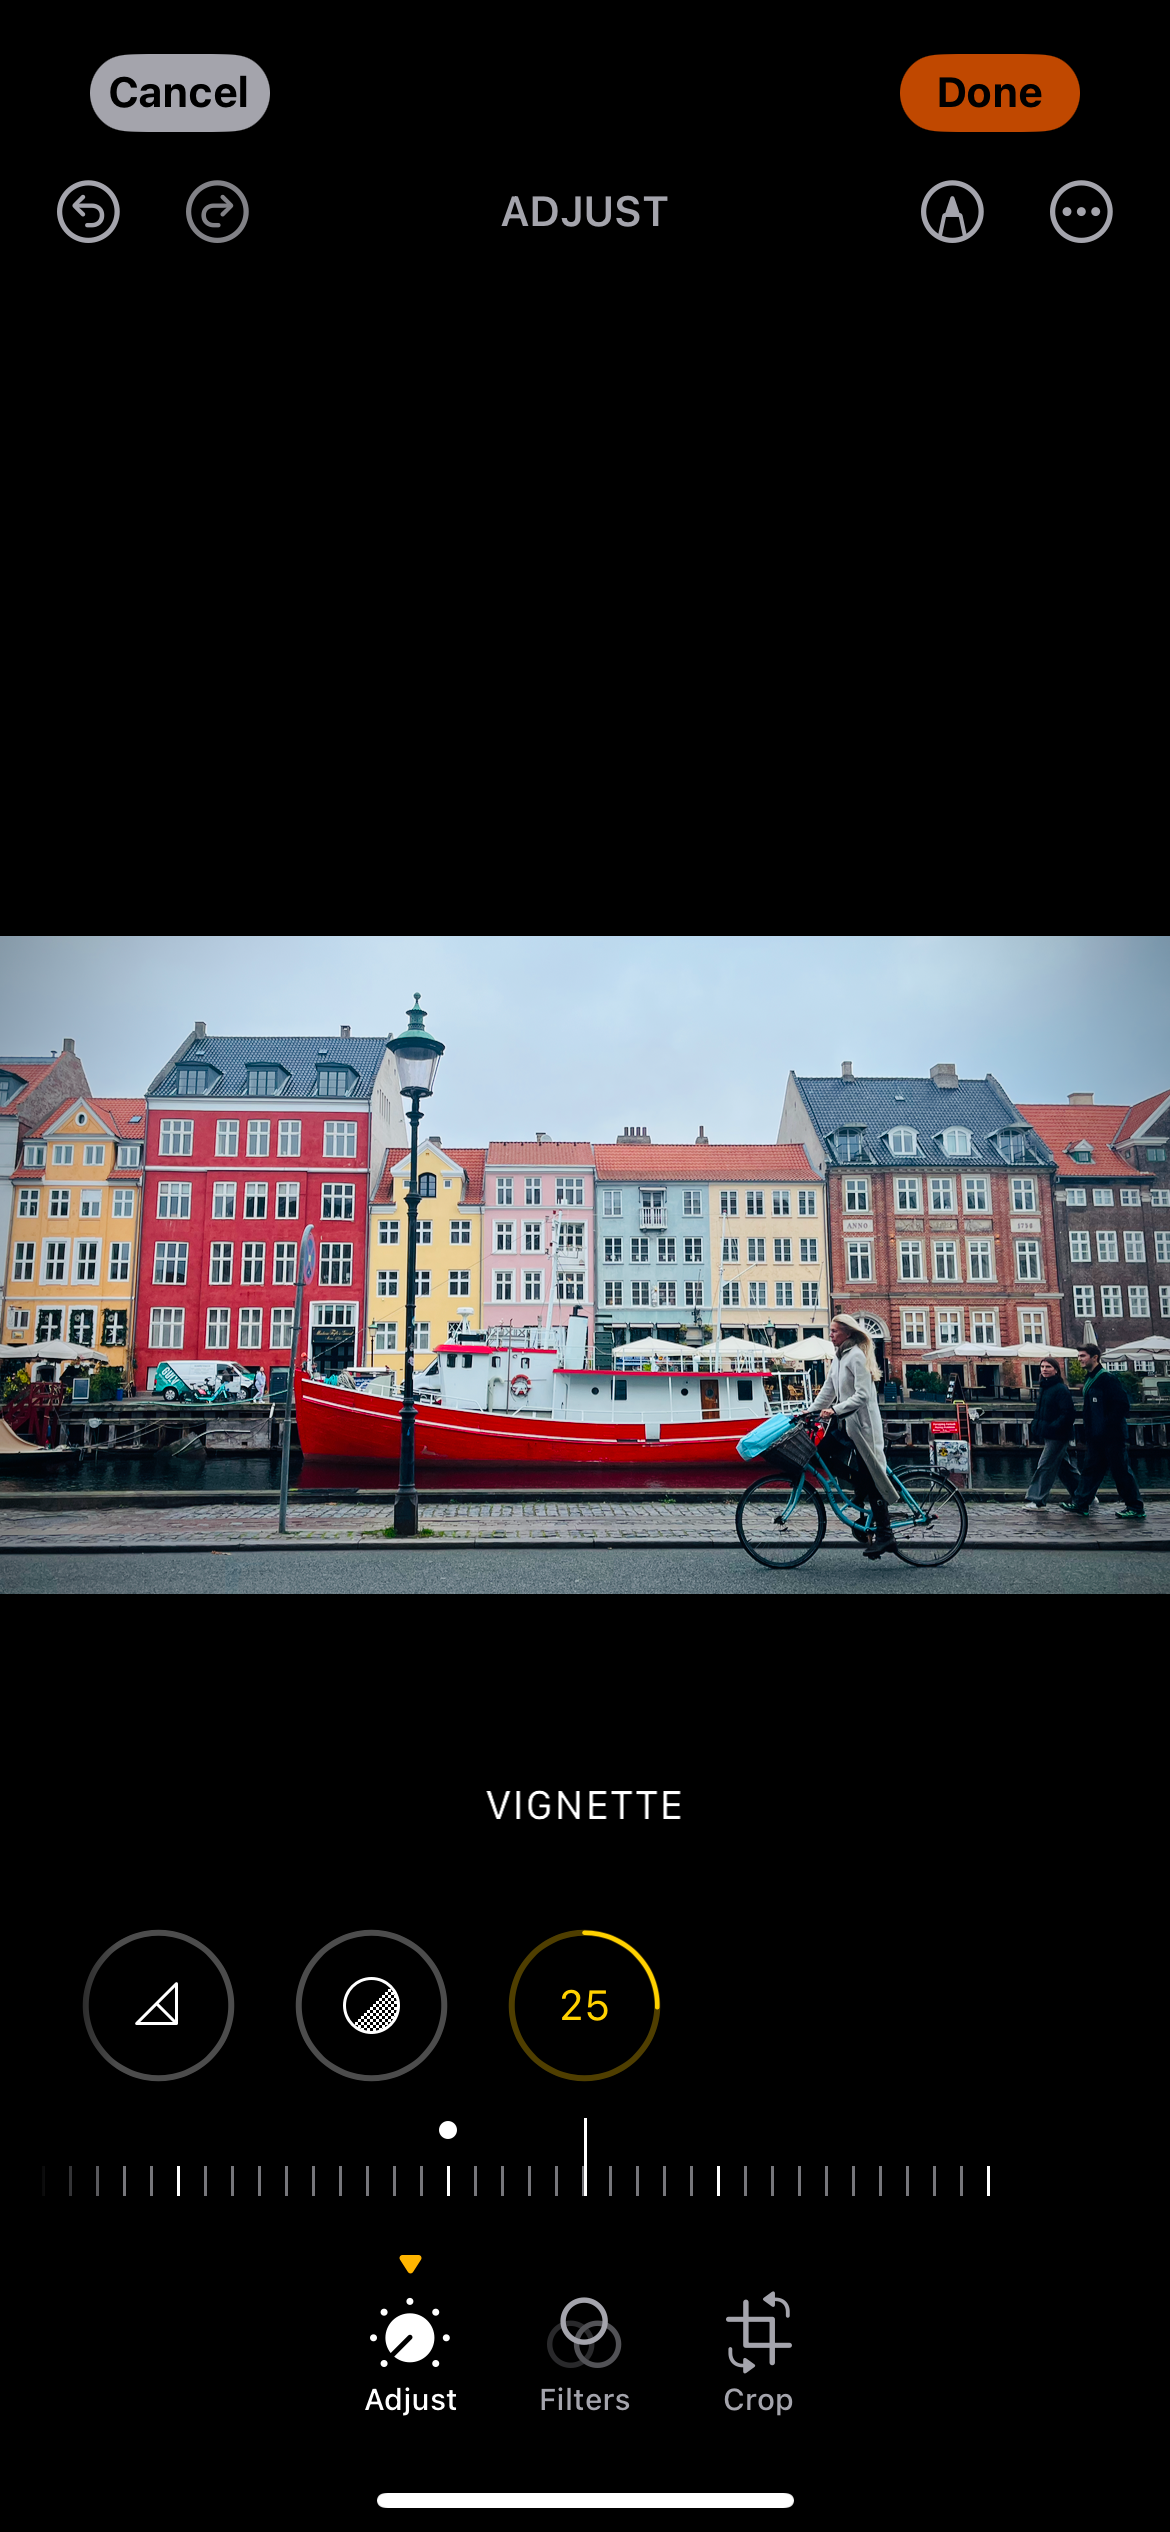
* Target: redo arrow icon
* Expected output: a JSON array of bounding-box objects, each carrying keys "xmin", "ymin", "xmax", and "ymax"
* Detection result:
[{"xmin": 135, "ymin": 1983, "xmax": 179, "ymax": 2026}]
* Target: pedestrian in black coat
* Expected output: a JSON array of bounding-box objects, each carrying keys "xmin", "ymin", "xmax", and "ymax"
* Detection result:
[
  {"xmin": 1024, "ymin": 1360, "xmax": 1078, "ymax": 1508},
  {"xmin": 1063, "ymin": 1343, "xmax": 1146, "ymax": 1521}
]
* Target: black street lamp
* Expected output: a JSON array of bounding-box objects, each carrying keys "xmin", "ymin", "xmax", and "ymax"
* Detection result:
[{"xmin": 387, "ymin": 993, "xmax": 445, "ymax": 1535}]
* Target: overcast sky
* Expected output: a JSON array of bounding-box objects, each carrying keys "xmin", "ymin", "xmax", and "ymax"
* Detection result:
[{"xmin": 2, "ymin": 935, "xmax": 1165, "ymax": 1143}]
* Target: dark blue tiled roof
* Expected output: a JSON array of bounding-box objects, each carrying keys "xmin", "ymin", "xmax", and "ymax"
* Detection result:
[
  {"xmin": 795, "ymin": 1075, "xmax": 1055, "ymax": 1168},
  {"xmin": 149, "ymin": 1036, "xmax": 388, "ymax": 1100}
]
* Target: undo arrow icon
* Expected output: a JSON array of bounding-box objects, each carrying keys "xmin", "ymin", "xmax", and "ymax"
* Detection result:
[
  {"xmin": 73, "ymin": 197, "xmax": 104, "ymax": 225},
  {"xmin": 201, "ymin": 195, "xmax": 235, "ymax": 227}
]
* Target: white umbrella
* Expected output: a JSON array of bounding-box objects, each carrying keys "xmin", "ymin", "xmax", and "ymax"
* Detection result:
[
  {"xmin": 8, "ymin": 1341, "xmax": 111, "ymax": 1363},
  {"xmin": 1102, "ymin": 1336, "xmax": 1170, "ymax": 1359},
  {"xmin": 774, "ymin": 1337, "xmax": 835, "ymax": 1363},
  {"xmin": 613, "ymin": 1336, "xmax": 696, "ymax": 1364}
]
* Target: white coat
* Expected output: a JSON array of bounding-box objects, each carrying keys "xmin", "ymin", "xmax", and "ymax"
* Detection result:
[{"xmin": 812, "ymin": 1345, "xmax": 898, "ymax": 1504}]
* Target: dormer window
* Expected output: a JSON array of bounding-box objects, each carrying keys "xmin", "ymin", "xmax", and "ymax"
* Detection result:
[
  {"xmin": 247, "ymin": 1065, "xmax": 289, "ymax": 1097},
  {"xmin": 316, "ymin": 1065, "xmax": 357, "ymax": 1097},
  {"xmin": 835, "ymin": 1129, "xmax": 865, "ymax": 1163},
  {"xmin": 175, "ymin": 1065, "xmax": 221, "ymax": 1096},
  {"xmin": 887, "ymin": 1128, "xmax": 919, "ymax": 1157},
  {"xmin": 996, "ymin": 1131, "xmax": 1030, "ymax": 1164},
  {"xmin": 942, "ymin": 1128, "xmax": 971, "ymax": 1156},
  {"xmin": 1068, "ymin": 1143, "xmax": 1093, "ymax": 1165},
  {"xmin": 0, "ymin": 1072, "xmax": 24, "ymax": 1104}
]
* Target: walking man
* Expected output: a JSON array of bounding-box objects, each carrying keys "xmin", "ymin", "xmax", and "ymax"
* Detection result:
[
  {"xmin": 1023, "ymin": 1357, "xmax": 1077, "ymax": 1508},
  {"xmin": 1062, "ymin": 1342, "xmax": 1146, "ymax": 1522}
]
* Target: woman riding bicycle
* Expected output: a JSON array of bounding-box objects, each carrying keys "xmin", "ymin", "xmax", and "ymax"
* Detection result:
[{"xmin": 813, "ymin": 1315, "xmax": 899, "ymax": 1559}]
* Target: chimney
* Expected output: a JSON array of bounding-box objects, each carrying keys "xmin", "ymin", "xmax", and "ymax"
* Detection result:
[
  {"xmin": 62, "ymin": 1038, "xmax": 75, "ymax": 1055},
  {"xmin": 340, "ymin": 1024, "xmax": 351, "ymax": 1038},
  {"xmin": 695, "ymin": 1125, "xmax": 708, "ymax": 1144},
  {"xmin": 841, "ymin": 1061, "xmax": 853, "ymax": 1079},
  {"xmin": 194, "ymin": 1021, "xmax": 207, "ymax": 1039},
  {"xmin": 930, "ymin": 1061, "xmax": 959, "ymax": 1088},
  {"xmin": 428, "ymin": 1134, "xmax": 442, "ymax": 1146},
  {"xmin": 1067, "ymin": 1091, "xmax": 1094, "ymax": 1105}
]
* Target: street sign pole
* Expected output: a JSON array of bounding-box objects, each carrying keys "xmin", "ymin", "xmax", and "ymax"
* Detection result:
[{"xmin": 278, "ymin": 1222, "xmax": 315, "ymax": 1536}]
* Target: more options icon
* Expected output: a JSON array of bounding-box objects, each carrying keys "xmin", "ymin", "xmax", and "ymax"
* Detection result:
[
  {"xmin": 1050, "ymin": 180, "xmax": 1112, "ymax": 240},
  {"xmin": 58, "ymin": 182, "xmax": 120, "ymax": 242},
  {"xmin": 186, "ymin": 180, "xmax": 248, "ymax": 242}
]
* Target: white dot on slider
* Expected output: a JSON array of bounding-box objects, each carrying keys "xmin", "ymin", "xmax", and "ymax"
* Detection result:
[{"xmin": 439, "ymin": 2120, "xmax": 457, "ymax": 2139}]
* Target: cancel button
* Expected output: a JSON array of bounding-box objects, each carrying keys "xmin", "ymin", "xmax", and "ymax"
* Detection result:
[{"xmin": 91, "ymin": 55, "xmax": 270, "ymax": 132}]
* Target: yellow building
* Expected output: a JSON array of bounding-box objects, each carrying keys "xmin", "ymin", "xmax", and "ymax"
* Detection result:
[
  {"xmin": 367, "ymin": 1140, "xmax": 485, "ymax": 1383},
  {"xmin": 5, "ymin": 1094, "xmax": 145, "ymax": 1379},
  {"xmin": 711, "ymin": 1142, "xmax": 831, "ymax": 1353}
]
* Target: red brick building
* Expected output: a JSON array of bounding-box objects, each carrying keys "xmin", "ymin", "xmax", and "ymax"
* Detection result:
[
  {"xmin": 778, "ymin": 1063, "xmax": 1063, "ymax": 1392},
  {"xmin": 135, "ymin": 1026, "xmax": 404, "ymax": 1386},
  {"xmin": 1018, "ymin": 1092, "xmax": 1170, "ymax": 1352}
]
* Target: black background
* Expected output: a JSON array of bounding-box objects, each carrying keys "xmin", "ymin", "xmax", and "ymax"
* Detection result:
[{"xmin": 36, "ymin": 1719, "xmax": 990, "ymax": 2527}]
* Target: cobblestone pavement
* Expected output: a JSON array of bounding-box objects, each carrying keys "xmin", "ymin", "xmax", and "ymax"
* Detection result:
[{"xmin": 0, "ymin": 1497, "xmax": 1166, "ymax": 1550}]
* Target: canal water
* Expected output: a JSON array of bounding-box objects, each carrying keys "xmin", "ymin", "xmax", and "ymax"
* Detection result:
[{"xmin": 2, "ymin": 1448, "xmax": 1167, "ymax": 1494}]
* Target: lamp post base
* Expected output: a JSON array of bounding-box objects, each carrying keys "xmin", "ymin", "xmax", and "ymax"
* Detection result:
[{"xmin": 393, "ymin": 1488, "xmax": 419, "ymax": 1536}]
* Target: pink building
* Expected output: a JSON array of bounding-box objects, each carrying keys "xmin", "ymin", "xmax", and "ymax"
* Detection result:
[{"xmin": 483, "ymin": 1141, "xmax": 595, "ymax": 1346}]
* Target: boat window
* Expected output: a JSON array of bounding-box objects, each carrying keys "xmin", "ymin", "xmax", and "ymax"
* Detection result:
[
  {"xmin": 492, "ymin": 1356, "xmax": 501, "ymax": 1368},
  {"xmin": 738, "ymin": 1379, "xmax": 754, "ymax": 1400},
  {"xmin": 613, "ymin": 1378, "xmax": 627, "ymax": 1400},
  {"xmin": 591, "ymin": 1385, "xmax": 600, "ymax": 1394},
  {"xmin": 462, "ymin": 1354, "xmax": 473, "ymax": 1369},
  {"xmin": 447, "ymin": 1354, "xmax": 457, "ymax": 1367},
  {"xmin": 680, "ymin": 1386, "xmax": 690, "ymax": 1395}
]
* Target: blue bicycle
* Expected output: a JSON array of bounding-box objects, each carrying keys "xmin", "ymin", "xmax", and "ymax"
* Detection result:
[{"xmin": 735, "ymin": 1408, "xmax": 968, "ymax": 1571}]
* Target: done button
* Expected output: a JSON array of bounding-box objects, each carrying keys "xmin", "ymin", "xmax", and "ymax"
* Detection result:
[{"xmin": 900, "ymin": 55, "xmax": 1079, "ymax": 133}]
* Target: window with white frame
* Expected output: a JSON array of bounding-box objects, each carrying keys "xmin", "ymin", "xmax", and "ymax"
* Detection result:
[
  {"xmin": 322, "ymin": 1183, "xmax": 354, "ymax": 1220},
  {"xmin": 68, "ymin": 1308, "xmax": 96, "ymax": 1349},
  {"xmin": 843, "ymin": 1178, "xmax": 868, "ymax": 1212},
  {"xmin": 83, "ymin": 1143, "xmax": 105, "ymax": 1167},
  {"xmin": 245, "ymin": 1120, "xmax": 270, "ymax": 1158},
  {"xmin": 1011, "ymin": 1178, "xmax": 1036, "ymax": 1211},
  {"xmin": 35, "ymin": 1308, "xmax": 63, "ymax": 1343},
  {"xmin": 936, "ymin": 1309, "xmax": 963, "ymax": 1348},
  {"xmin": 604, "ymin": 1236, "xmax": 622, "ymax": 1263},
  {"xmin": 774, "ymin": 1236, "xmax": 792, "ymax": 1262},
  {"xmin": 683, "ymin": 1190, "xmax": 702, "ymax": 1216},
  {"xmin": 1100, "ymin": 1286, "xmax": 1123, "ymax": 1317},
  {"xmin": 556, "ymin": 1177, "xmax": 584, "ymax": 1205},
  {"xmin": 685, "ymin": 1279, "xmax": 703, "ymax": 1307},
  {"xmin": 212, "ymin": 1182, "xmax": 236, "ymax": 1220},
  {"xmin": 630, "ymin": 1279, "xmax": 650, "ymax": 1306},
  {"xmin": 898, "ymin": 1239, "xmax": 924, "ymax": 1278},
  {"xmin": 1072, "ymin": 1286, "xmax": 1095, "ymax": 1316},
  {"xmin": 53, "ymin": 1143, "xmax": 74, "ymax": 1165},
  {"xmin": 273, "ymin": 1242, "xmax": 297, "ymax": 1284},
  {"xmin": 101, "ymin": 1307, "xmax": 128, "ymax": 1347},
  {"xmin": 1124, "ymin": 1229, "xmax": 1146, "ymax": 1262},
  {"xmin": 159, "ymin": 1119, "xmax": 193, "ymax": 1157},
  {"xmin": 451, "ymin": 1269, "xmax": 472, "ymax": 1298},
  {"xmin": 773, "ymin": 1189, "xmax": 791, "ymax": 1215},
  {"xmin": 150, "ymin": 1305, "xmax": 184, "ymax": 1348},
  {"xmin": 523, "ymin": 1270, "xmax": 543, "ymax": 1302},
  {"xmin": 495, "ymin": 1177, "xmax": 513, "ymax": 1207},
  {"xmin": 494, "ymin": 1269, "xmax": 513, "ymax": 1301},
  {"xmin": 112, "ymin": 1186, "xmax": 134, "ymax": 1218},
  {"xmin": 657, "ymin": 1236, "xmax": 676, "ymax": 1263},
  {"xmin": 888, "ymin": 1129, "xmax": 918, "ymax": 1157},
  {"xmin": 153, "ymin": 1242, "xmax": 187, "ymax": 1284},
  {"xmin": 847, "ymin": 1239, "xmax": 873, "ymax": 1279},
  {"xmin": 206, "ymin": 1307, "xmax": 231, "ymax": 1350},
  {"xmin": 1069, "ymin": 1228, "xmax": 1091, "ymax": 1263},
  {"xmin": 495, "ymin": 1219, "xmax": 514, "ymax": 1251},
  {"xmin": 929, "ymin": 1177, "xmax": 955, "ymax": 1212},
  {"xmin": 967, "ymin": 1240, "xmax": 993, "ymax": 1280},
  {"xmin": 896, "ymin": 1176, "xmax": 921, "ymax": 1211},
  {"xmin": 323, "ymin": 1119, "xmax": 357, "ymax": 1159},
  {"xmin": 1015, "ymin": 1239, "xmax": 1042, "ymax": 1279},
  {"xmin": 1119, "ymin": 1186, "xmax": 1142, "ymax": 1207},
  {"xmin": 557, "ymin": 1269, "xmax": 586, "ymax": 1300},
  {"xmin": 799, "ymin": 1236, "xmax": 818, "ymax": 1262},
  {"xmin": 1161, "ymin": 1287, "xmax": 1170, "ymax": 1316},
  {"xmin": 411, "ymin": 1322, "xmax": 430, "ymax": 1352},
  {"xmin": 604, "ymin": 1280, "xmax": 623, "ymax": 1306},
  {"xmin": 746, "ymin": 1189, "xmax": 764, "ymax": 1215},
  {"xmin": 416, "ymin": 1218, "xmax": 432, "ymax": 1245},
  {"xmin": 7, "ymin": 1307, "xmax": 30, "ymax": 1332},
  {"xmin": 115, "ymin": 1143, "xmax": 142, "ymax": 1167},
  {"xmin": 241, "ymin": 1243, "xmax": 265, "ymax": 1284},
  {"xmin": 78, "ymin": 1188, "xmax": 102, "ymax": 1217},
  {"xmin": 524, "ymin": 1176, "xmax": 542, "ymax": 1205},
  {"xmin": 722, "ymin": 1236, "xmax": 739, "ymax": 1263},
  {"xmin": 268, "ymin": 1307, "xmax": 294, "ymax": 1349},
  {"xmin": 17, "ymin": 1187, "xmax": 39, "ymax": 1217},
  {"xmin": 49, "ymin": 1186, "xmax": 70, "ymax": 1217},
  {"xmin": 25, "ymin": 1143, "xmax": 45, "ymax": 1166},
  {"xmin": 377, "ymin": 1269, "xmax": 398, "ymax": 1298},
  {"xmin": 12, "ymin": 1242, "xmax": 35, "ymax": 1280},
  {"xmin": 450, "ymin": 1217, "xmax": 470, "ymax": 1244},
  {"xmin": 1128, "ymin": 1286, "xmax": 1150, "ymax": 1317},
  {"xmin": 1092, "ymin": 1187, "xmax": 1114, "ymax": 1206},
  {"xmin": 209, "ymin": 1242, "xmax": 233, "ymax": 1284},
  {"xmin": 215, "ymin": 1120, "xmax": 239, "ymax": 1157},
  {"xmin": 158, "ymin": 1183, "xmax": 191, "ymax": 1219},
  {"xmin": 720, "ymin": 1190, "xmax": 738, "ymax": 1216},
  {"xmin": 108, "ymin": 1242, "xmax": 131, "ymax": 1283},
  {"xmin": 683, "ymin": 1235, "xmax": 702, "ymax": 1263},
  {"xmin": 1152, "ymin": 1190, "xmax": 1170, "ymax": 1208},
  {"xmin": 1065, "ymin": 1185, "xmax": 1087, "ymax": 1205},
  {"xmin": 722, "ymin": 1281, "xmax": 741, "ymax": 1305},
  {"xmin": 378, "ymin": 1216, "xmax": 399, "ymax": 1245},
  {"xmin": 798, "ymin": 1189, "xmax": 817, "ymax": 1216},
  {"xmin": 836, "ymin": 1131, "xmax": 864, "ymax": 1163},
  {"xmin": 602, "ymin": 1190, "xmax": 623, "ymax": 1217},
  {"xmin": 901, "ymin": 1309, "xmax": 929, "ymax": 1348},
  {"xmin": 523, "ymin": 1220, "xmax": 543, "ymax": 1251},
  {"xmin": 1018, "ymin": 1309, "xmax": 1048, "ymax": 1346},
  {"xmin": 655, "ymin": 1281, "xmax": 677, "ymax": 1306},
  {"xmin": 43, "ymin": 1239, "xmax": 68, "ymax": 1281},
  {"xmin": 275, "ymin": 1183, "xmax": 298, "ymax": 1219},
  {"xmin": 368, "ymin": 1320, "xmax": 395, "ymax": 1353},
  {"xmin": 238, "ymin": 1308, "xmax": 263, "ymax": 1350},
  {"xmin": 748, "ymin": 1281, "xmax": 767, "ymax": 1306},
  {"xmin": 318, "ymin": 1244, "xmax": 351, "ymax": 1285},
  {"xmin": 775, "ymin": 1279, "xmax": 794, "ymax": 1307},
  {"xmin": 801, "ymin": 1281, "xmax": 819, "ymax": 1309},
  {"xmin": 1096, "ymin": 1228, "xmax": 1118, "ymax": 1262},
  {"xmin": 630, "ymin": 1237, "xmax": 649, "ymax": 1263},
  {"xmin": 943, "ymin": 1128, "xmax": 972, "ymax": 1156},
  {"xmin": 1156, "ymin": 1230, "xmax": 1170, "ymax": 1264},
  {"xmin": 245, "ymin": 1183, "xmax": 268, "ymax": 1219},
  {"xmin": 746, "ymin": 1236, "xmax": 766, "ymax": 1263},
  {"xmin": 963, "ymin": 1176, "xmax": 990, "ymax": 1212},
  {"xmin": 278, "ymin": 1118, "xmax": 301, "ymax": 1158}
]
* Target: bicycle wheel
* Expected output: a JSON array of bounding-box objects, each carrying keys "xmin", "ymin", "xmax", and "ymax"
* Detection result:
[
  {"xmin": 886, "ymin": 1465, "xmax": 968, "ymax": 1568},
  {"xmin": 736, "ymin": 1470, "xmax": 827, "ymax": 1569}
]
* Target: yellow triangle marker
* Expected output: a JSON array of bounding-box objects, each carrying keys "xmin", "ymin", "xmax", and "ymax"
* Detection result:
[{"xmin": 399, "ymin": 2255, "xmax": 422, "ymax": 2273}]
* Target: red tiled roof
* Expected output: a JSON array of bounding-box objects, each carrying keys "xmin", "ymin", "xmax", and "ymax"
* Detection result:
[
  {"xmin": 1, "ymin": 1058, "xmax": 58, "ymax": 1109},
  {"xmin": 444, "ymin": 1147, "xmax": 486, "ymax": 1203},
  {"xmin": 1017, "ymin": 1105, "xmax": 1141, "ymax": 1175},
  {"xmin": 487, "ymin": 1141, "xmax": 594, "ymax": 1164},
  {"xmin": 372, "ymin": 1146, "xmax": 486, "ymax": 1204},
  {"xmin": 592, "ymin": 1141, "xmax": 819, "ymax": 1180},
  {"xmin": 92, "ymin": 1098, "xmax": 147, "ymax": 1137},
  {"xmin": 1113, "ymin": 1091, "xmax": 1170, "ymax": 1143}
]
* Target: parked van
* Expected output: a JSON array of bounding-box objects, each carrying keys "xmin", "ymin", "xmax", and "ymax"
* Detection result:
[{"xmin": 148, "ymin": 1360, "xmax": 256, "ymax": 1401}]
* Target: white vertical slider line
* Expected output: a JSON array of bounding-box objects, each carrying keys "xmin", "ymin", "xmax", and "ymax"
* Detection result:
[
  {"xmin": 204, "ymin": 2167, "xmax": 208, "ymax": 2197},
  {"xmin": 366, "ymin": 2166, "xmax": 369, "ymax": 2198},
  {"xmin": 339, "ymin": 2167, "xmax": 343, "ymax": 2197},
  {"xmin": 286, "ymin": 2167, "xmax": 289, "ymax": 2197},
  {"xmin": 177, "ymin": 2166, "xmax": 181, "ymax": 2197},
  {"xmin": 771, "ymin": 2166, "xmax": 774, "ymax": 2198},
  {"xmin": 878, "ymin": 2167, "xmax": 882, "ymax": 2196},
  {"xmin": 933, "ymin": 2166, "xmax": 936, "ymax": 2197},
  {"xmin": 311, "ymin": 2167, "xmax": 315, "ymax": 2197},
  {"xmin": 852, "ymin": 2166, "xmax": 855, "ymax": 2196},
  {"xmin": 123, "ymin": 2167, "xmax": 127, "ymax": 2197},
  {"xmin": 716, "ymin": 2165, "xmax": 721, "ymax": 2197},
  {"xmin": 500, "ymin": 2165, "xmax": 504, "ymax": 2196},
  {"xmin": 257, "ymin": 2167, "xmax": 261, "ymax": 2197},
  {"xmin": 447, "ymin": 2164, "xmax": 451, "ymax": 2198},
  {"xmin": 150, "ymin": 2166, "xmax": 154, "ymax": 2197},
  {"xmin": 609, "ymin": 2166, "xmax": 613, "ymax": 2197},
  {"xmin": 797, "ymin": 2167, "xmax": 801, "ymax": 2197},
  {"xmin": 960, "ymin": 2167, "xmax": 963, "ymax": 2195},
  {"xmin": 662, "ymin": 2166, "xmax": 666, "ymax": 2196},
  {"xmin": 229, "ymin": 2166, "xmax": 234, "ymax": 2197},
  {"xmin": 743, "ymin": 2166, "xmax": 747, "ymax": 2197},
  {"xmin": 95, "ymin": 2167, "xmax": 100, "ymax": 2196},
  {"xmin": 906, "ymin": 2166, "xmax": 909, "ymax": 2196},
  {"xmin": 635, "ymin": 2168, "xmax": 638, "ymax": 2197},
  {"xmin": 583, "ymin": 2116, "xmax": 588, "ymax": 2199},
  {"xmin": 825, "ymin": 2167, "xmax": 828, "ymax": 2196}
]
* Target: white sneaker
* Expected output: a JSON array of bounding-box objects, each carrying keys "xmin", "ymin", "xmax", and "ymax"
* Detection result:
[{"xmin": 1023, "ymin": 1501, "xmax": 1042, "ymax": 1511}]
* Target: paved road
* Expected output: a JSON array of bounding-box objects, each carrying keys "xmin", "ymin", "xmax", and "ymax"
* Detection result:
[{"xmin": 6, "ymin": 1549, "xmax": 1166, "ymax": 1595}]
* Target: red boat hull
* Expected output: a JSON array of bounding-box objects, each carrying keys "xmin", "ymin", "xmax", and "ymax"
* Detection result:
[{"xmin": 293, "ymin": 1372, "xmax": 759, "ymax": 1467}]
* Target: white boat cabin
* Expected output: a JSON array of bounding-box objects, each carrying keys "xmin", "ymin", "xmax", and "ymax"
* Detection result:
[{"xmin": 378, "ymin": 1318, "xmax": 775, "ymax": 1434}]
